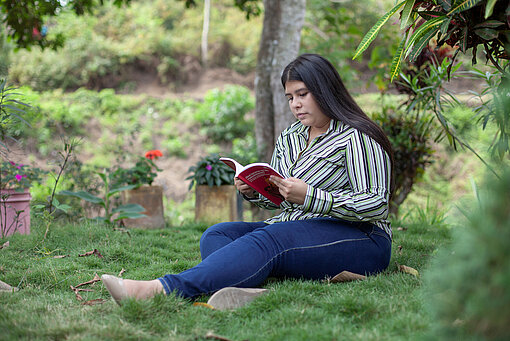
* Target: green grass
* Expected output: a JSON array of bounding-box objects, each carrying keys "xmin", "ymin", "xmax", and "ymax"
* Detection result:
[{"xmin": 0, "ymin": 214, "xmax": 450, "ymax": 340}]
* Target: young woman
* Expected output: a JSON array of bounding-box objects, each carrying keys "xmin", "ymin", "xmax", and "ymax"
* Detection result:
[{"xmin": 102, "ymin": 54, "xmax": 394, "ymax": 308}]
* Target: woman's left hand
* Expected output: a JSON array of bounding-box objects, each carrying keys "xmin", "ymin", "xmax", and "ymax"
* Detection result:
[{"xmin": 269, "ymin": 176, "xmax": 308, "ymax": 205}]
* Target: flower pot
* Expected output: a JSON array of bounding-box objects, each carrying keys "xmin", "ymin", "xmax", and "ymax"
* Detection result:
[
  {"xmin": 121, "ymin": 185, "xmax": 165, "ymax": 229},
  {"xmin": 195, "ymin": 185, "xmax": 241, "ymax": 225},
  {"xmin": 0, "ymin": 188, "xmax": 31, "ymax": 238}
]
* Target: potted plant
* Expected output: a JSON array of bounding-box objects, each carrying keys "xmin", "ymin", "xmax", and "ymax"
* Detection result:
[
  {"xmin": 110, "ymin": 150, "xmax": 165, "ymax": 229},
  {"xmin": 1, "ymin": 161, "xmax": 44, "ymax": 237},
  {"xmin": 186, "ymin": 153, "xmax": 240, "ymax": 224}
]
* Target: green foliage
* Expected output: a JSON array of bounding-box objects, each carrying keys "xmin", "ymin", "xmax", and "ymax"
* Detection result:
[
  {"xmin": 423, "ymin": 167, "xmax": 510, "ymax": 340},
  {"xmin": 186, "ymin": 153, "xmax": 235, "ymax": 189},
  {"xmin": 5, "ymin": 86, "xmax": 197, "ymax": 165},
  {"xmin": 371, "ymin": 103, "xmax": 436, "ymax": 214},
  {"xmin": 110, "ymin": 153, "xmax": 162, "ymax": 188},
  {"xmin": 465, "ymin": 64, "xmax": 510, "ymax": 160},
  {"xmin": 0, "ymin": 79, "xmax": 31, "ymax": 150},
  {"xmin": 354, "ymin": 0, "xmax": 510, "ymax": 81},
  {"xmin": 194, "ymin": 85, "xmax": 254, "ymax": 143},
  {"xmin": 230, "ymin": 132, "xmax": 258, "ymax": 165},
  {"xmin": 0, "ymin": 0, "xmax": 131, "ymax": 49},
  {"xmin": 60, "ymin": 170, "xmax": 146, "ymax": 225},
  {"xmin": 0, "ymin": 161, "xmax": 45, "ymax": 191},
  {"xmin": 7, "ymin": 0, "xmax": 262, "ymax": 91},
  {"xmin": 302, "ymin": 0, "xmax": 400, "ymax": 89}
]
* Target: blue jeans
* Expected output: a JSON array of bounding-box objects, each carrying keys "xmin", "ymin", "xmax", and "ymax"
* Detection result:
[{"xmin": 158, "ymin": 218, "xmax": 391, "ymax": 298}]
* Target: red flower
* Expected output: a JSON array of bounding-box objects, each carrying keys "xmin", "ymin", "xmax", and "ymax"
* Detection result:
[{"xmin": 145, "ymin": 150, "xmax": 163, "ymax": 160}]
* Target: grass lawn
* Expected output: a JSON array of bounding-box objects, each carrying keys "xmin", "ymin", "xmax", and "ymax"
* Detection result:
[{"xmin": 0, "ymin": 214, "xmax": 450, "ymax": 340}]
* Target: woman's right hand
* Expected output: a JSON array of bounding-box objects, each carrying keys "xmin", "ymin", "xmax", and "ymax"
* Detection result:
[{"xmin": 234, "ymin": 177, "xmax": 257, "ymax": 198}]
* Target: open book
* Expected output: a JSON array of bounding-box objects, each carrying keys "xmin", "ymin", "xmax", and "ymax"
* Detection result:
[{"xmin": 220, "ymin": 157, "xmax": 285, "ymax": 205}]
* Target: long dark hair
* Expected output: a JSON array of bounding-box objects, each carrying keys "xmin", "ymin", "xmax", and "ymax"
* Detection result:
[{"xmin": 281, "ymin": 53, "xmax": 395, "ymax": 193}]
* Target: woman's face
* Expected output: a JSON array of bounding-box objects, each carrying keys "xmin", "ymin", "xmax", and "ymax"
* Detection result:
[{"xmin": 285, "ymin": 80, "xmax": 331, "ymax": 133}]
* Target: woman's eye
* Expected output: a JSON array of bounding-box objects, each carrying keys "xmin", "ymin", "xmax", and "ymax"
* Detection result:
[
  {"xmin": 287, "ymin": 97, "xmax": 293, "ymax": 102},
  {"xmin": 299, "ymin": 92, "xmax": 308, "ymax": 97}
]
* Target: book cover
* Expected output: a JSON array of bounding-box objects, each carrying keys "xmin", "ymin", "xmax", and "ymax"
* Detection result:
[{"xmin": 220, "ymin": 157, "xmax": 285, "ymax": 205}]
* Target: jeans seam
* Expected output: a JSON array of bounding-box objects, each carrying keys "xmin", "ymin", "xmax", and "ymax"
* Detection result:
[{"xmin": 228, "ymin": 236, "xmax": 371, "ymax": 288}]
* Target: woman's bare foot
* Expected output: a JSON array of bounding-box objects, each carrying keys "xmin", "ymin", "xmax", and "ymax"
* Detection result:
[{"xmin": 101, "ymin": 275, "xmax": 164, "ymax": 304}]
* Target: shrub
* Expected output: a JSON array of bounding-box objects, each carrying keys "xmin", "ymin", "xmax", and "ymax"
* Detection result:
[
  {"xmin": 371, "ymin": 103, "xmax": 436, "ymax": 215},
  {"xmin": 194, "ymin": 85, "xmax": 254, "ymax": 143},
  {"xmin": 423, "ymin": 167, "xmax": 510, "ymax": 340}
]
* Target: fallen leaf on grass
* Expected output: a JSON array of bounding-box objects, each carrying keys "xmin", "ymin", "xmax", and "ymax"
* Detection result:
[
  {"xmin": 75, "ymin": 274, "xmax": 101, "ymax": 288},
  {"xmin": 0, "ymin": 241, "xmax": 9, "ymax": 250},
  {"xmin": 397, "ymin": 226, "xmax": 408, "ymax": 231},
  {"xmin": 118, "ymin": 268, "xmax": 126, "ymax": 277},
  {"xmin": 193, "ymin": 302, "xmax": 215, "ymax": 310},
  {"xmin": 78, "ymin": 249, "xmax": 103, "ymax": 258},
  {"xmin": 82, "ymin": 299, "xmax": 106, "ymax": 306},
  {"xmin": 330, "ymin": 271, "xmax": 367, "ymax": 283},
  {"xmin": 397, "ymin": 263, "xmax": 420, "ymax": 277},
  {"xmin": 205, "ymin": 331, "xmax": 236, "ymax": 341},
  {"xmin": 398, "ymin": 245, "xmax": 403, "ymax": 255},
  {"xmin": 53, "ymin": 255, "xmax": 69, "ymax": 259}
]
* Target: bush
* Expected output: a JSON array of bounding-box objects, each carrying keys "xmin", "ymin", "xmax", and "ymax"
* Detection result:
[
  {"xmin": 423, "ymin": 167, "xmax": 510, "ymax": 340},
  {"xmin": 194, "ymin": 85, "xmax": 254, "ymax": 142},
  {"xmin": 371, "ymin": 102, "xmax": 436, "ymax": 215}
]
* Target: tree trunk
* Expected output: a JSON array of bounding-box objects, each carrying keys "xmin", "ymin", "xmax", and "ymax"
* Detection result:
[
  {"xmin": 201, "ymin": 0, "xmax": 211, "ymax": 67},
  {"xmin": 254, "ymin": 0, "xmax": 306, "ymax": 162}
]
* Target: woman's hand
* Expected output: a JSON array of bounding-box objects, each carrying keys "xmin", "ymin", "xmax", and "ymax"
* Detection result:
[
  {"xmin": 234, "ymin": 177, "xmax": 257, "ymax": 198},
  {"xmin": 269, "ymin": 176, "xmax": 308, "ymax": 205}
]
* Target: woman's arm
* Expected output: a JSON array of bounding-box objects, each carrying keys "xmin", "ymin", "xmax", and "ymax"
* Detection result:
[{"xmin": 295, "ymin": 130, "xmax": 391, "ymax": 222}]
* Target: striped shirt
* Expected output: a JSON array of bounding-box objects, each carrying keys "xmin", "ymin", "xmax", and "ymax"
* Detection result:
[{"xmin": 247, "ymin": 119, "xmax": 392, "ymax": 238}]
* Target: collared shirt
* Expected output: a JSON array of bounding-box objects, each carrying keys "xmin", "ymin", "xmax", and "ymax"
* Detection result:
[{"xmin": 247, "ymin": 119, "xmax": 392, "ymax": 238}]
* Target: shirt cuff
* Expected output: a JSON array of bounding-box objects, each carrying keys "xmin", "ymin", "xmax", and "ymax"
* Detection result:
[{"xmin": 302, "ymin": 186, "xmax": 333, "ymax": 215}]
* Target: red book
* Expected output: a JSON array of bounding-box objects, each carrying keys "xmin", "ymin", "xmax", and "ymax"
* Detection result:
[{"xmin": 220, "ymin": 157, "xmax": 285, "ymax": 205}]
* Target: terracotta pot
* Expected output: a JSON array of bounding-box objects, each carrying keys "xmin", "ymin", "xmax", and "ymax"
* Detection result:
[
  {"xmin": 0, "ymin": 188, "xmax": 31, "ymax": 237},
  {"xmin": 121, "ymin": 185, "xmax": 165, "ymax": 229},
  {"xmin": 195, "ymin": 185, "xmax": 241, "ymax": 225}
]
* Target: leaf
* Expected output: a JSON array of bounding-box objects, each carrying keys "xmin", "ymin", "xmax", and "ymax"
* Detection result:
[
  {"xmin": 485, "ymin": 0, "xmax": 497, "ymax": 18},
  {"xmin": 400, "ymin": 0, "xmax": 416, "ymax": 30},
  {"xmin": 390, "ymin": 38, "xmax": 406, "ymax": 82},
  {"xmin": 474, "ymin": 28, "xmax": 499, "ymax": 40},
  {"xmin": 352, "ymin": 0, "xmax": 406, "ymax": 59},
  {"xmin": 447, "ymin": 0, "xmax": 483, "ymax": 15},
  {"xmin": 405, "ymin": 16, "xmax": 447, "ymax": 58},
  {"xmin": 418, "ymin": 10, "xmax": 446, "ymax": 20},
  {"xmin": 330, "ymin": 271, "xmax": 367, "ymax": 283},
  {"xmin": 59, "ymin": 190, "xmax": 103, "ymax": 204},
  {"xmin": 112, "ymin": 203, "xmax": 146, "ymax": 214},
  {"xmin": 437, "ymin": 0, "xmax": 452, "ymax": 11},
  {"xmin": 398, "ymin": 264, "xmax": 420, "ymax": 277},
  {"xmin": 108, "ymin": 184, "xmax": 137, "ymax": 196},
  {"xmin": 408, "ymin": 27, "xmax": 438, "ymax": 62},
  {"xmin": 193, "ymin": 302, "xmax": 215, "ymax": 309},
  {"xmin": 460, "ymin": 25, "xmax": 469, "ymax": 52},
  {"xmin": 78, "ymin": 249, "xmax": 103, "ymax": 258},
  {"xmin": 114, "ymin": 212, "xmax": 147, "ymax": 221},
  {"xmin": 474, "ymin": 20, "xmax": 505, "ymax": 29}
]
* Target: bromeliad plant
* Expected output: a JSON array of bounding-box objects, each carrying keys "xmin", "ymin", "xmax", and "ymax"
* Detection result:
[
  {"xmin": 60, "ymin": 170, "xmax": 146, "ymax": 225},
  {"xmin": 186, "ymin": 153, "xmax": 235, "ymax": 190}
]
